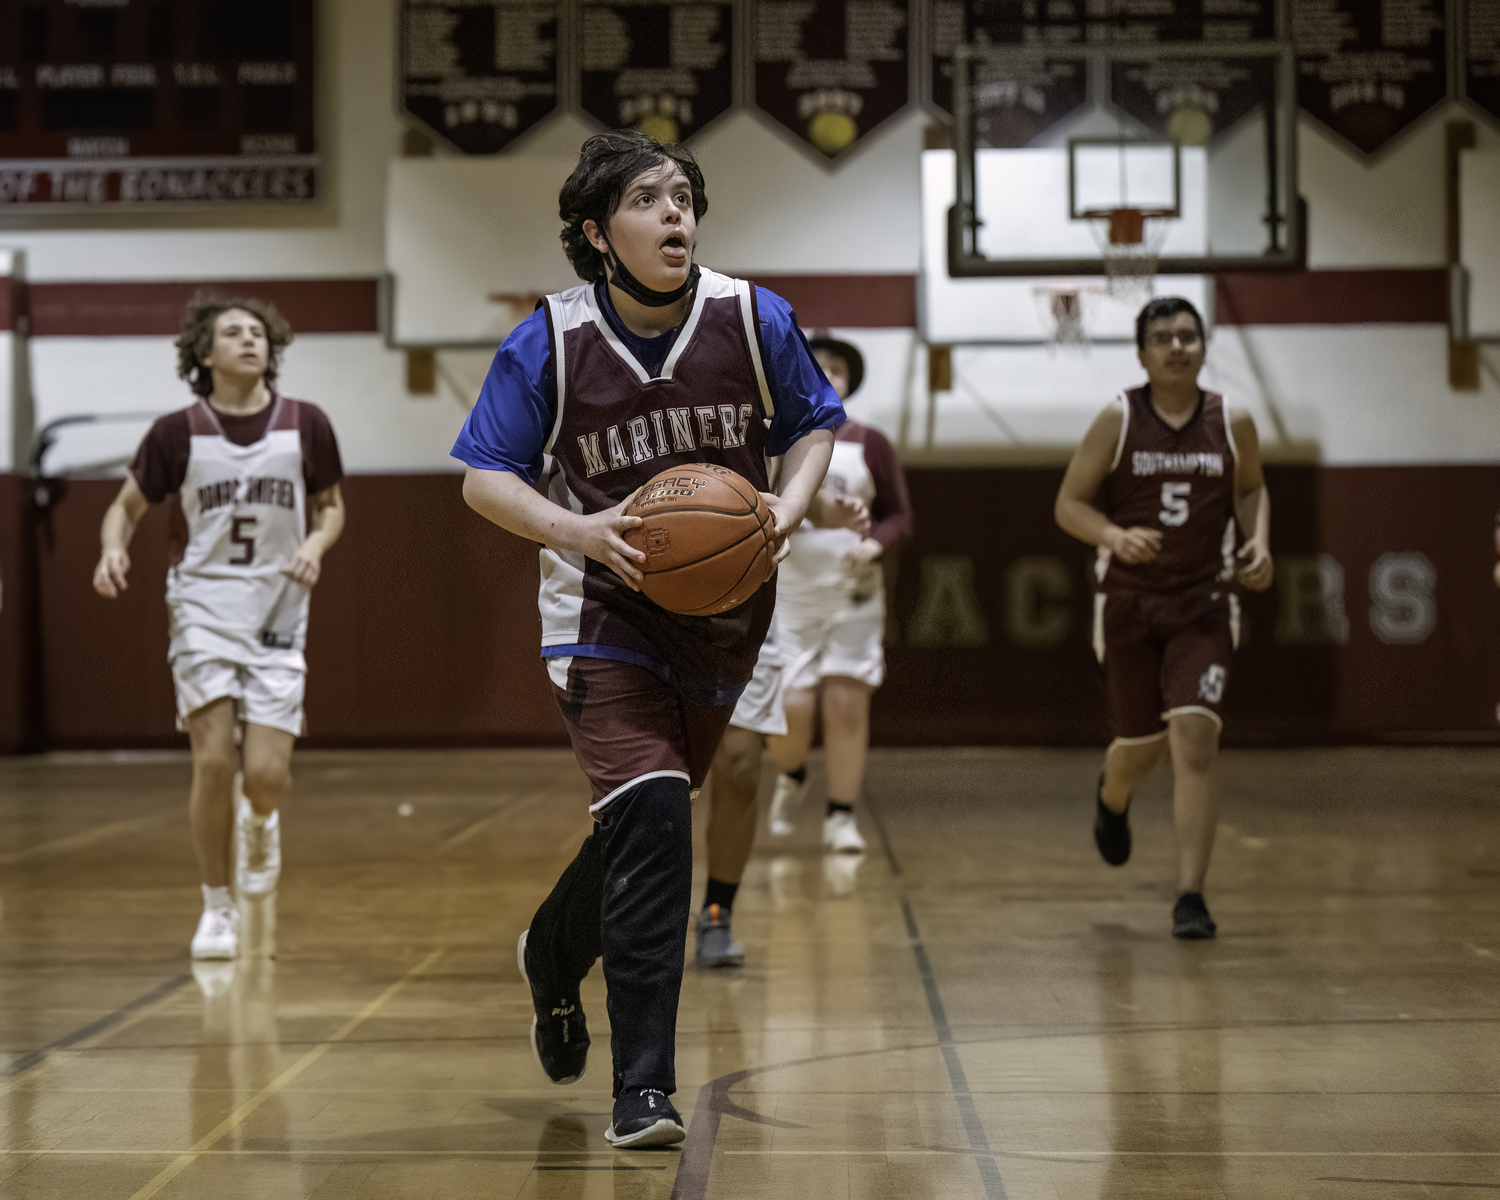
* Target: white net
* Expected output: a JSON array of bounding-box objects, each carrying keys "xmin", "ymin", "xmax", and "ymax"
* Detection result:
[
  {"xmin": 1090, "ymin": 208, "xmax": 1171, "ymax": 302},
  {"xmin": 1033, "ymin": 285, "xmax": 1101, "ymax": 353}
]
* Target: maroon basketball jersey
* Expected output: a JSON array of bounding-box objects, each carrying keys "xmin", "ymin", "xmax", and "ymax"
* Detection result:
[
  {"xmin": 1097, "ymin": 386, "xmax": 1238, "ymax": 593},
  {"xmin": 538, "ymin": 268, "xmax": 776, "ymax": 702}
]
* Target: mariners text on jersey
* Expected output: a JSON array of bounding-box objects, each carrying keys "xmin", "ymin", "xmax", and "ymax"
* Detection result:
[{"xmin": 577, "ymin": 404, "xmax": 755, "ymax": 476}]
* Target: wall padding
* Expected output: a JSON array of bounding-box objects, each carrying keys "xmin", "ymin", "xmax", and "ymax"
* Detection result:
[{"xmin": 5, "ymin": 465, "xmax": 1498, "ymax": 750}]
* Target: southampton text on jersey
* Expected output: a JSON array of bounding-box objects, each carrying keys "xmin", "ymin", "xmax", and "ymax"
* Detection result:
[
  {"xmin": 197, "ymin": 476, "xmax": 298, "ymax": 513},
  {"xmin": 1132, "ymin": 451, "xmax": 1225, "ymax": 478},
  {"xmin": 576, "ymin": 404, "xmax": 756, "ymax": 478}
]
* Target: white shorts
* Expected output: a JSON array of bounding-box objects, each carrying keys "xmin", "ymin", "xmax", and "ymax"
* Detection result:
[
  {"xmin": 730, "ymin": 641, "xmax": 787, "ymax": 737},
  {"xmin": 776, "ymin": 587, "xmax": 886, "ymax": 692},
  {"xmin": 172, "ymin": 655, "xmax": 306, "ymax": 737}
]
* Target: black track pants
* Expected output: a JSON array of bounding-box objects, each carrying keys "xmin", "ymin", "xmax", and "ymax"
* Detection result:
[{"xmin": 526, "ymin": 774, "xmax": 694, "ymax": 1097}]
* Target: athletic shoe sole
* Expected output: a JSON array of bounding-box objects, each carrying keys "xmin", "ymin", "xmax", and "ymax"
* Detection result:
[
  {"xmin": 605, "ymin": 1118, "xmax": 686, "ymax": 1149},
  {"xmin": 517, "ymin": 931, "xmax": 585, "ymax": 1085}
]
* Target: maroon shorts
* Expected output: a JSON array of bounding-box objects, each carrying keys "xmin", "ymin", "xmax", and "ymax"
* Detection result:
[
  {"xmin": 1094, "ymin": 585, "xmax": 1239, "ymax": 740},
  {"xmin": 553, "ymin": 656, "xmax": 738, "ymax": 811}
]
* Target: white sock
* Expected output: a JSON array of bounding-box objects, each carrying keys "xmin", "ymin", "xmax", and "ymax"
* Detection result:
[{"xmin": 202, "ymin": 885, "xmax": 232, "ymax": 912}]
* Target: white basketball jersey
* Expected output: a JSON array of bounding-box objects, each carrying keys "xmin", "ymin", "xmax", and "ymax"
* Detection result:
[
  {"xmin": 166, "ymin": 397, "xmax": 310, "ymax": 667},
  {"xmin": 780, "ymin": 436, "xmax": 879, "ymax": 599}
]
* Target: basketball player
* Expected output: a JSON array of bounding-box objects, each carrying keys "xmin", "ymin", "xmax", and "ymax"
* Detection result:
[
  {"xmin": 692, "ymin": 639, "xmax": 788, "ymax": 970},
  {"xmin": 766, "ymin": 334, "xmax": 913, "ymax": 854},
  {"xmin": 1054, "ymin": 296, "xmax": 1272, "ymax": 939},
  {"xmin": 453, "ymin": 131, "xmax": 841, "ymax": 1148},
  {"xmin": 92, "ymin": 294, "xmax": 345, "ymax": 960},
  {"xmin": 695, "ymin": 482, "xmax": 872, "ymax": 967}
]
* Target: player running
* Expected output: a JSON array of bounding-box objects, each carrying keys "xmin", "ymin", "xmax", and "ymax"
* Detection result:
[
  {"xmin": 92, "ymin": 294, "xmax": 345, "ymax": 960},
  {"xmin": 1054, "ymin": 297, "xmax": 1272, "ymax": 939},
  {"xmin": 692, "ymin": 633, "xmax": 788, "ymax": 970},
  {"xmin": 454, "ymin": 131, "xmax": 840, "ymax": 1148},
  {"xmin": 766, "ymin": 334, "xmax": 913, "ymax": 854}
]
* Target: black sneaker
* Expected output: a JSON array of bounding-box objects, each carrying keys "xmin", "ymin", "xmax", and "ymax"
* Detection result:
[
  {"xmin": 1172, "ymin": 892, "xmax": 1217, "ymax": 940},
  {"xmin": 516, "ymin": 931, "xmax": 589, "ymax": 1084},
  {"xmin": 605, "ymin": 1087, "xmax": 686, "ymax": 1148},
  {"xmin": 1093, "ymin": 773, "xmax": 1131, "ymax": 866},
  {"xmin": 694, "ymin": 903, "xmax": 745, "ymax": 969}
]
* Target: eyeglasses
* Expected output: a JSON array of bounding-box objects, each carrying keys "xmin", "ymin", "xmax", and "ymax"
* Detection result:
[{"xmin": 1146, "ymin": 330, "xmax": 1202, "ymax": 348}]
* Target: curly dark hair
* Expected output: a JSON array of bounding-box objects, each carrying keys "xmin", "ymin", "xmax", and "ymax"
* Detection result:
[
  {"xmin": 559, "ymin": 130, "xmax": 708, "ymax": 282},
  {"xmin": 174, "ymin": 291, "xmax": 294, "ymax": 396},
  {"xmin": 1135, "ymin": 296, "xmax": 1205, "ymax": 350}
]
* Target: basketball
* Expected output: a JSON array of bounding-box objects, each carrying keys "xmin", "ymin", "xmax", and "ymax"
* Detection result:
[{"xmin": 623, "ymin": 464, "xmax": 780, "ymax": 616}]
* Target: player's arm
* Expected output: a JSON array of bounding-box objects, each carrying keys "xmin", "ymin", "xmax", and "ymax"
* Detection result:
[
  {"xmin": 1230, "ymin": 408, "xmax": 1273, "ymax": 591},
  {"xmin": 283, "ymin": 483, "xmax": 345, "ymax": 587},
  {"xmin": 851, "ymin": 428, "xmax": 912, "ymax": 563},
  {"xmin": 1054, "ymin": 404, "xmax": 1161, "ymax": 564},
  {"xmin": 463, "ymin": 467, "xmax": 647, "ymax": 591},
  {"xmin": 93, "ymin": 475, "xmax": 151, "ymax": 598},
  {"xmin": 766, "ymin": 429, "xmax": 834, "ymax": 565}
]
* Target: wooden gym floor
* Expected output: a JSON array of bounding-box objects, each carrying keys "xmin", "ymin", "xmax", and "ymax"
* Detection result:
[{"xmin": 1, "ymin": 746, "xmax": 1498, "ymax": 1199}]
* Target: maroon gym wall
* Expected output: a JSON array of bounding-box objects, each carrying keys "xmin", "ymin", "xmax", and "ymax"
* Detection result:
[{"xmin": 2, "ymin": 464, "xmax": 1496, "ymax": 752}]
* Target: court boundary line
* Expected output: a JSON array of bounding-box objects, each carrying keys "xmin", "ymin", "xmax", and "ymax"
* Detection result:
[
  {"xmin": 872, "ymin": 790, "xmax": 1007, "ymax": 1198},
  {"xmin": 901, "ymin": 895, "xmax": 1009, "ymax": 1200},
  {"xmin": 670, "ymin": 796, "xmax": 1007, "ymax": 1200},
  {"xmin": 123, "ymin": 948, "xmax": 445, "ymax": 1200}
]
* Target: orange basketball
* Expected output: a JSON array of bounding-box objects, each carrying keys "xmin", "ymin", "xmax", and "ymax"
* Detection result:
[{"xmin": 623, "ymin": 465, "xmax": 780, "ymax": 616}]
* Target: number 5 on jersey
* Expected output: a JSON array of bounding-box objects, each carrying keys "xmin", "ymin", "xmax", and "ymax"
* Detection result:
[
  {"xmin": 1159, "ymin": 482, "xmax": 1190, "ymax": 527},
  {"xmin": 230, "ymin": 516, "xmax": 257, "ymax": 565}
]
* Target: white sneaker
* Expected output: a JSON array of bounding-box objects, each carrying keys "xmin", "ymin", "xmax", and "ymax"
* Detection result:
[
  {"xmin": 822, "ymin": 810, "xmax": 867, "ymax": 855},
  {"xmin": 768, "ymin": 772, "xmax": 808, "ymax": 838},
  {"xmin": 236, "ymin": 784, "xmax": 281, "ymax": 898},
  {"xmin": 191, "ymin": 905, "xmax": 239, "ymax": 960}
]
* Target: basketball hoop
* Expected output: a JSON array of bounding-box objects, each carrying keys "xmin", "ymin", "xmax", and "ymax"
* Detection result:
[
  {"xmin": 1033, "ymin": 283, "xmax": 1103, "ymax": 353},
  {"xmin": 1085, "ymin": 206, "xmax": 1172, "ymax": 301}
]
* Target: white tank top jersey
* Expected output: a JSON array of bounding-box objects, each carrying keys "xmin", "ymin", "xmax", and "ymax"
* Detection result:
[
  {"xmin": 166, "ymin": 397, "xmax": 310, "ymax": 668},
  {"xmin": 779, "ymin": 435, "xmax": 881, "ymax": 600}
]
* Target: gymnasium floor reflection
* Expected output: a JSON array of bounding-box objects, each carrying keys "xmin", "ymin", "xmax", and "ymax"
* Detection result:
[{"xmin": 2, "ymin": 746, "xmax": 1498, "ymax": 1198}]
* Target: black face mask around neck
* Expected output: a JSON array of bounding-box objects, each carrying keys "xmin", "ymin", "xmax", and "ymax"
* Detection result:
[{"xmin": 601, "ymin": 232, "xmax": 699, "ymax": 308}]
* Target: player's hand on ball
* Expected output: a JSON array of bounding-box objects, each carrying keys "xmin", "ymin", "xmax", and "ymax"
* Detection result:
[
  {"xmin": 92, "ymin": 549, "xmax": 131, "ymax": 598},
  {"xmin": 1106, "ymin": 525, "xmax": 1162, "ymax": 564},
  {"xmin": 281, "ymin": 542, "xmax": 325, "ymax": 587},
  {"xmin": 1237, "ymin": 540, "xmax": 1273, "ymax": 591},
  {"xmin": 582, "ymin": 495, "xmax": 646, "ymax": 590}
]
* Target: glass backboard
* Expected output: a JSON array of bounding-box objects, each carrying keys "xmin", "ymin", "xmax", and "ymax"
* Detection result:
[{"xmin": 948, "ymin": 41, "xmax": 1301, "ymax": 277}]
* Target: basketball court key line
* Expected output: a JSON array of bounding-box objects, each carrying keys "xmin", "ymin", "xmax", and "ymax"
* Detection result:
[
  {"xmin": 123, "ymin": 947, "xmax": 446, "ymax": 1200},
  {"xmin": 901, "ymin": 896, "xmax": 1009, "ymax": 1200}
]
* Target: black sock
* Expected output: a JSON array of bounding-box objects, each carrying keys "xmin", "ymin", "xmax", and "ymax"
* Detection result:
[
  {"xmin": 827, "ymin": 801, "xmax": 854, "ymax": 816},
  {"xmin": 785, "ymin": 765, "xmax": 807, "ymax": 784},
  {"xmin": 704, "ymin": 877, "xmax": 738, "ymax": 912}
]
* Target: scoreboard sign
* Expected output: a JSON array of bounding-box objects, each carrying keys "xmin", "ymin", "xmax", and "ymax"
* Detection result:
[
  {"xmin": 0, "ymin": 0, "xmax": 316, "ymax": 207},
  {"xmin": 401, "ymin": 0, "xmax": 560, "ymax": 153}
]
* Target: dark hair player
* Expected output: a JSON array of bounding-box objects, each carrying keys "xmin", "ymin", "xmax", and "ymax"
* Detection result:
[
  {"xmin": 452, "ymin": 131, "xmax": 842, "ymax": 1148},
  {"xmin": 1055, "ymin": 297, "xmax": 1273, "ymax": 939}
]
